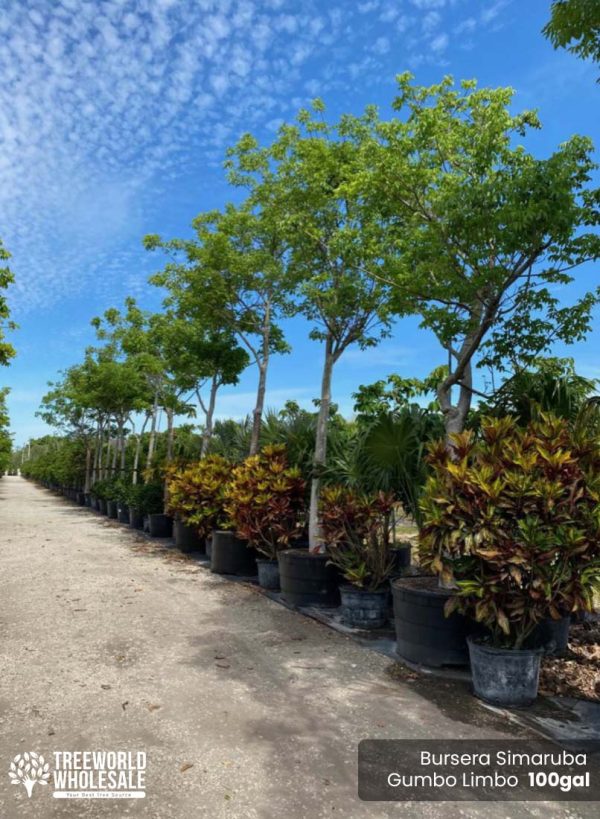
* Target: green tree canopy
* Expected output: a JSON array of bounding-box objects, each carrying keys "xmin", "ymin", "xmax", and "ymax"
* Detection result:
[{"xmin": 544, "ymin": 0, "xmax": 600, "ymax": 75}]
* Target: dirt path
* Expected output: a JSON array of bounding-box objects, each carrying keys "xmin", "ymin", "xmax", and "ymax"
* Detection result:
[{"xmin": 0, "ymin": 477, "xmax": 594, "ymax": 818}]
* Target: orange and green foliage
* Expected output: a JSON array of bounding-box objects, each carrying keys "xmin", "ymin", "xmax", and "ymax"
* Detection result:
[
  {"xmin": 320, "ymin": 486, "xmax": 396, "ymax": 591},
  {"xmin": 225, "ymin": 445, "xmax": 306, "ymax": 559},
  {"xmin": 419, "ymin": 414, "xmax": 600, "ymax": 648},
  {"xmin": 166, "ymin": 455, "xmax": 233, "ymax": 536}
]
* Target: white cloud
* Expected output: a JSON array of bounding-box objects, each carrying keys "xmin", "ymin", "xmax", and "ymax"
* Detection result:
[
  {"xmin": 373, "ymin": 36, "xmax": 390, "ymax": 55},
  {"xmin": 430, "ymin": 32, "xmax": 449, "ymax": 52}
]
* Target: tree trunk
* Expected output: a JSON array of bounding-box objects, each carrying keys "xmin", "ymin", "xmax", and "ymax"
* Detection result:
[
  {"xmin": 84, "ymin": 443, "xmax": 92, "ymax": 493},
  {"xmin": 308, "ymin": 334, "xmax": 335, "ymax": 554},
  {"xmin": 249, "ymin": 313, "xmax": 271, "ymax": 456},
  {"xmin": 166, "ymin": 408, "xmax": 175, "ymax": 463},
  {"xmin": 145, "ymin": 391, "xmax": 160, "ymax": 481},
  {"xmin": 132, "ymin": 413, "xmax": 150, "ymax": 486},
  {"xmin": 199, "ymin": 376, "xmax": 219, "ymax": 457},
  {"xmin": 438, "ymin": 359, "xmax": 473, "ymax": 442}
]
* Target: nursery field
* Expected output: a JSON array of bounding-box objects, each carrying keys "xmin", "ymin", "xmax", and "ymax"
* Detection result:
[{"xmin": 0, "ymin": 475, "xmax": 597, "ymax": 819}]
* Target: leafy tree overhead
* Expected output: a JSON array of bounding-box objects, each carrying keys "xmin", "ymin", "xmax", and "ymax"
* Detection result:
[
  {"xmin": 544, "ymin": 0, "xmax": 600, "ymax": 75},
  {"xmin": 368, "ymin": 74, "xmax": 600, "ymax": 440},
  {"xmin": 146, "ymin": 201, "xmax": 290, "ymax": 457},
  {"xmin": 228, "ymin": 102, "xmax": 394, "ymax": 552}
]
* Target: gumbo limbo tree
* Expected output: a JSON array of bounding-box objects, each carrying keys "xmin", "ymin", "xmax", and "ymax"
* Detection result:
[
  {"xmin": 146, "ymin": 202, "xmax": 290, "ymax": 457},
  {"xmin": 544, "ymin": 0, "xmax": 600, "ymax": 76},
  {"xmin": 228, "ymin": 103, "xmax": 393, "ymax": 552},
  {"xmin": 371, "ymin": 74, "xmax": 600, "ymax": 439}
]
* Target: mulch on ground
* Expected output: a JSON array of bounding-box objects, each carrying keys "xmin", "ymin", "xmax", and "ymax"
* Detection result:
[{"xmin": 539, "ymin": 621, "xmax": 600, "ymax": 703}]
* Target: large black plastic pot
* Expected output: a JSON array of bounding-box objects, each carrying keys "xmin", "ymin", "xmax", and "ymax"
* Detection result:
[
  {"xmin": 84, "ymin": 493, "xmax": 92, "ymax": 508},
  {"xmin": 129, "ymin": 507, "xmax": 144, "ymax": 530},
  {"xmin": 256, "ymin": 558, "xmax": 280, "ymax": 590},
  {"xmin": 148, "ymin": 513, "xmax": 173, "ymax": 538},
  {"xmin": 340, "ymin": 585, "xmax": 388, "ymax": 629},
  {"xmin": 278, "ymin": 549, "xmax": 340, "ymax": 608},
  {"xmin": 117, "ymin": 506, "xmax": 130, "ymax": 525},
  {"xmin": 468, "ymin": 637, "xmax": 543, "ymax": 707},
  {"xmin": 391, "ymin": 576, "xmax": 471, "ymax": 667},
  {"xmin": 210, "ymin": 531, "xmax": 257, "ymax": 575},
  {"xmin": 174, "ymin": 519, "xmax": 205, "ymax": 553},
  {"xmin": 106, "ymin": 500, "xmax": 118, "ymax": 519},
  {"xmin": 76, "ymin": 491, "xmax": 86, "ymax": 506},
  {"xmin": 390, "ymin": 543, "xmax": 412, "ymax": 577},
  {"xmin": 205, "ymin": 536, "xmax": 212, "ymax": 560},
  {"xmin": 98, "ymin": 499, "xmax": 107, "ymax": 515},
  {"xmin": 527, "ymin": 615, "xmax": 570, "ymax": 656}
]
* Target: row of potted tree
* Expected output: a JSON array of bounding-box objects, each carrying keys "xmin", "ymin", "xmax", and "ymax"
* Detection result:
[{"xmin": 50, "ymin": 409, "xmax": 599, "ymax": 710}]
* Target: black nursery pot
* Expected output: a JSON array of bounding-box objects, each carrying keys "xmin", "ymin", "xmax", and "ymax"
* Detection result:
[
  {"xmin": 174, "ymin": 519, "xmax": 205, "ymax": 553},
  {"xmin": 148, "ymin": 513, "xmax": 173, "ymax": 538},
  {"xmin": 527, "ymin": 615, "xmax": 570, "ymax": 657},
  {"xmin": 210, "ymin": 530, "xmax": 257, "ymax": 576},
  {"xmin": 129, "ymin": 507, "xmax": 145, "ymax": 530},
  {"xmin": 256, "ymin": 558, "xmax": 280, "ymax": 590},
  {"xmin": 468, "ymin": 637, "xmax": 543, "ymax": 708},
  {"xmin": 391, "ymin": 575, "xmax": 471, "ymax": 667},
  {"xmin": 278, "ymin": 549, "xmax": 340, "ymax": 608},
  {"xmin": 98, "ymin": 499, "xmax": 107, "ymax": 515},
  {"xmin": 340, "ymin": 585, "xmax": 389, "ymax": 629},
  {"xmin": 76, "ymin": 491, "xmax": 86, "ymax": 506},
  {"xmin": 117, "ymin": 506, "xmax": 130, "ymax": 525},
  {"xmin": 106, "ymin": 500, "xmax": 118, "ymax": 519},
  {"xmin": 390, "ymin": 543, "xmax": 412, "ymax": 577}
]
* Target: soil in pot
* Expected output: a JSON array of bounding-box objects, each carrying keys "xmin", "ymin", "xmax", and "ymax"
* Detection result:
[
  {"xmin": 148, "ymin": 513, "xmax": 173, "ymax": 538},
  {"xmin": 106, "ymin": 500, "xmax": 118, "ymax": 519},
  {"xmin": 117, "ymin": 506, "xmax": 130, "ymax": 525},
  {"xmin": 391, "ymin": 575, "xmax": 471, "ymax": 667},
  {"xmin": 468, "ymin": 636, "xmax": 543, "ymax": 708},
  {"xmin": 129, "ymin": 507, "xmax": 144, "ymax": 530},
  {"xmin": 211, "ymin": 531, "xmax": 257, "ymax": 576},
  {"xmin": 278, "ymin": 549, "xmax": 340, "ymax": 608},
  {"xmin": 527, "ymin": 615, "xmax": 570, "ymax": 657},
  {"xmin": 340, "ymin": 585, "xmax": 388, "ymax": 629},
  {"xmin": 256, "ymin": 559, "xmax": 280, "ymax": 590},
  {"xmin": 174, "ymin": 519, "xmax": 205, "ymax": 553}
]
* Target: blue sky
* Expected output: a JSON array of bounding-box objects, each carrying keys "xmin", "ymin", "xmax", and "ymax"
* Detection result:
[{"xmin": 2, "ymin": 0, "xmax": 599, "ymax": 445}]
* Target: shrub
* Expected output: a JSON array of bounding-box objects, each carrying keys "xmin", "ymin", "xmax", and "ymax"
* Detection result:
[
  {"xmin": 166, "ymin": 455, "xmax": 232, "ymax": 538},
  {"xmin": 419, "ymin": 414, "xmax": 600, "ymax": 648},
  {"xmin": 224, "ymin": 445, "xmax": 306, "ymax": 559},
  {"xmin": 126, "ymin": 482, "xmax": 164, "ymax": 516},
  {"xmin": 320, "ymin": 485, "xmax": 396, "ymax": 591}
]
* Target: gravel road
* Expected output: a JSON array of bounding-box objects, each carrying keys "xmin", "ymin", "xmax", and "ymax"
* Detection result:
[{"xmin": 0, "ymin": 477, "xmax": 594, "ymax": 818}]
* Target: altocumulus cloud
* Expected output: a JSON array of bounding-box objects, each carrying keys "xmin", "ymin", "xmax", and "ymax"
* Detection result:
[{"xmin": 0, "ymin": 0, "xmax": 512, "ymax": 316}]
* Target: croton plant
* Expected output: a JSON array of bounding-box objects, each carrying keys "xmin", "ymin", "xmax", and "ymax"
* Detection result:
[
  {"xmin": 224, "ymin": 445, "xmax": 306, "ymax": 560},
  {"xmin": 419, "ymin": 414, "xmax": 600, "ymax": 648},
  {"xmin": 320, "ymin": 485, "xmax": 397, "ymax": 591},
  {"xmin": 166, "ymin": 455, "xmax": 233, "ymax": 538}
]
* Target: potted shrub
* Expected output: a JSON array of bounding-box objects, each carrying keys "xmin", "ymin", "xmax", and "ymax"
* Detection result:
[
  {"xmin": 170, "ymin": 455, "xmax": 253, "ymax": 575},
  {"xmin": 225, "ymin": 445, "xmax": 306, "ymax": 589},
  {"xmin": 91, "ymin": 479, "xmax": 109, "ymax": 515},
  {"xmin": 126, "ymin": 483, "xmax": 164, "ymax": 532},
  {"xmin": 321, "ymin": 486, "xmax": 396, "ymax": 628},
  {"xmin": 419, "ymin": 415, "xmax": 600, "ymax": 706},
  {"xmin": 165, "ymin": 464, "xmax": 206, "ymax": 553}
]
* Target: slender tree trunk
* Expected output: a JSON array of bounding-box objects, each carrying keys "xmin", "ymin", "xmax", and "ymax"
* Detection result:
[
  {"xmin": 308, "ymin": 334, "xmax": 336, "ymax": 554},
  {"xmin": 120, "ymin": 418, "xmax": 127, "ymax": 475},
  {"xmin": 92, "ymin": 423, "xmax": 101, "ymax": 485},
  {"xmin": 84, "ymin": 442, "xmax": 92, "ymax": 493},
  {"xmin": 249, "ymin": 313, "xmax": 271, "ymax": 456},
  {"xmin": 199, "ymin": 376, "xmax": 219, "ymax": 456},
  {"xmin": 110, "ymin": 425, "xmax": 118, "ymax": 475},
  {"xmin": 132, "ymin": 413, "xmax": 150, "ymax": 486},
  {"xmin": 166, "ymin": 408, "xmax": 175, "ymax": 463},
  {"xmin": 145, "ymin": 390, "xmax": 160, "ymax": 481}
]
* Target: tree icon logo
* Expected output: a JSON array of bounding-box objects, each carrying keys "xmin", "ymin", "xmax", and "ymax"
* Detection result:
[{"xmin": 8, "ymin": 751, "xmax": 51, "ymax": 797}]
